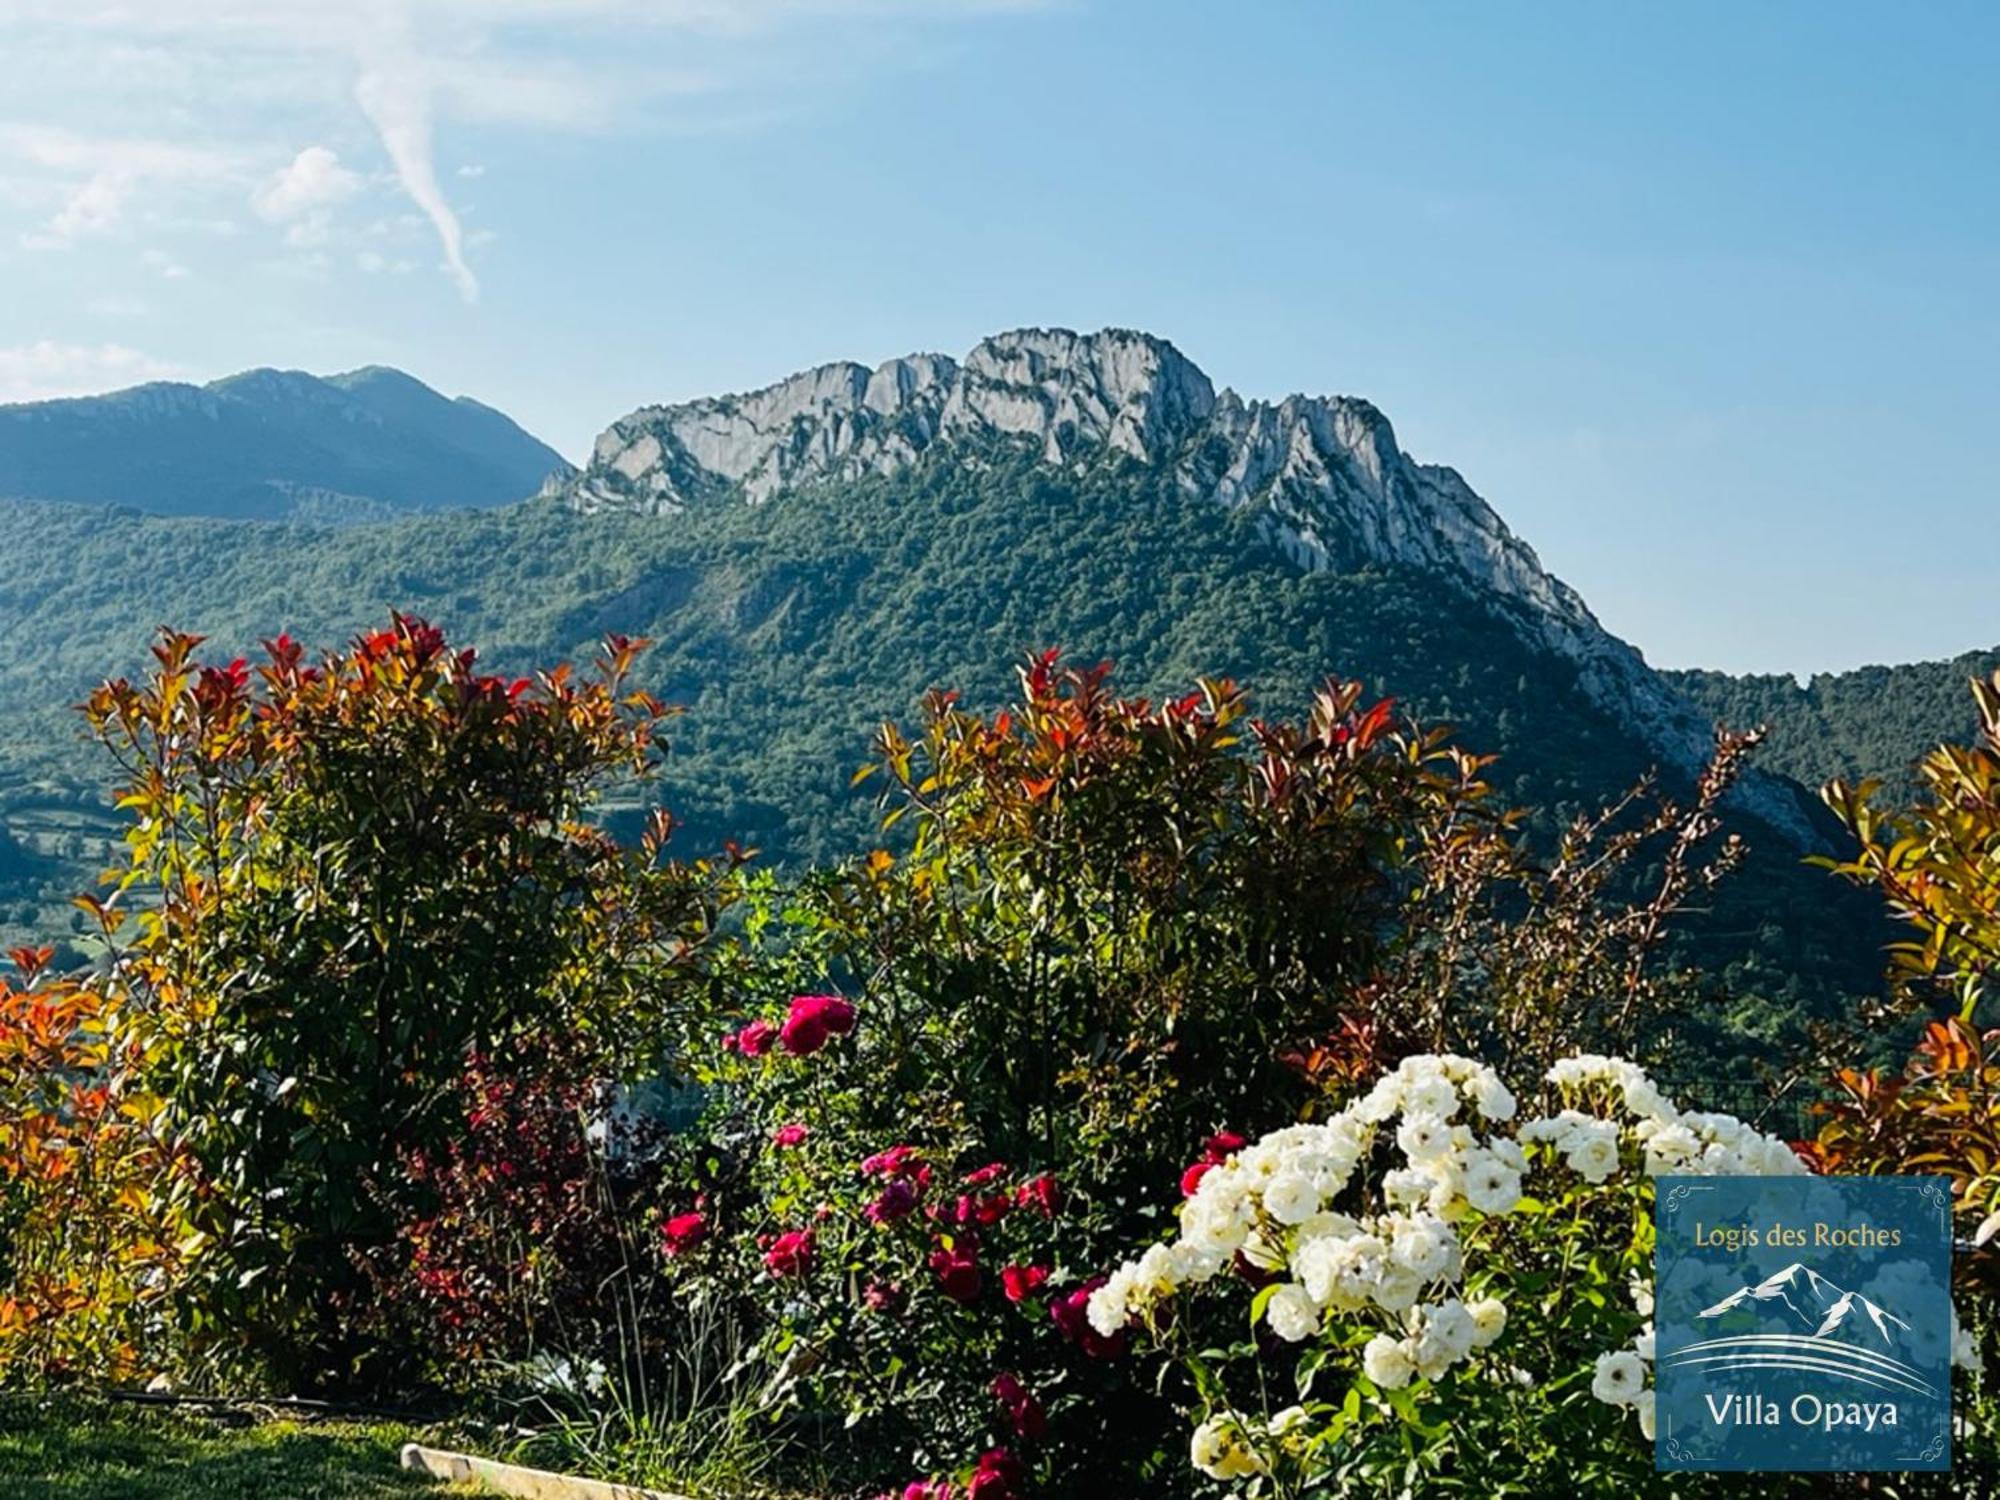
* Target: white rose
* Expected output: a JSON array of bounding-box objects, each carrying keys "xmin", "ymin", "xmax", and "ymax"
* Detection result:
[
  {"xmin": 1633, "ymin": 1324, "xmax": 1655, "ymax": 1362},
  {"xmin": 1189, "ymin": 1415, "xmax": 1264, "ymax": 1480},
  {"xmin": 1641, "ymin": 1124, "xmax": 1699, "ymax": 1176},
  {"xmin": 1135, "ymin": 1242, "xmax": 1180, "ymax": 1295},
  {"xmin": 1591, "ymin": 1350, "xmax": 1646, "ymax": 1407},
  {"xmin": 1472, "ymin": 1075, "xmax": 1518, "ymax": 1122},
  {"xmin": 1087, "ymin": 1265, "xmax": 1138, "ymax": 1338},
  {"xmin": 1404, "ymin": 1075, "xmax": 1459, "ymax": 1120},
  {"xmin": 1170, "ymin": 1239, "xmax": 1227, "ymax": 1286},
  {"xmin": 1381, "ymin": 1166, "xmax": 1433, "ymax": 1209},
  {"xmin": 1395, "ymin": 1110, "xmax": 1452, "ymax": 1162},
  {"xmin": 1424, "ymin": 1299, "xmax": 1478, "ymax": 1359},
  {"xmin": 1468, "ymin": 1296, "xmax": 1507, "ymax": 1347},
  {"xmin": 1567, "ymin": 1128, "xmax": 1621, "ymax": 1184},
  {"xmin": 1951, "ymin": 1307, "xmax": 1981, "ymax": 1372},
  {"xmin": 1362, "ymin": 1333, "xmax": 1416, "ymax": 1390},
  {"xmin": 1464, "ymin": 1156, "xmax": 1522, "ymax": 1215},
  {"xmin": 1635, "ymin": 1388, "xmax": 1657, "ymax": 1440},
  {"xmin": 1371, "ymin": 1271, "xmax": 1423, "ymax": 1313},
  {"xmin": 1262, "ymin": 1170, "xmax": 1319, "ymax": 1226},
  {"xmin": 1265, "ymin": 1282, "xmax": 1321, "ymax": 1343},
  {"xmin": 1389, "ymin": 1216, "xmax": 1453, "ymax": 1280}
]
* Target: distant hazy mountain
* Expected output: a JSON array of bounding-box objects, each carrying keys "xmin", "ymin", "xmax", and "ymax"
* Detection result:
[{"xmin": 0, "ymin": 365, "xmax": 571, "ymax": 521}]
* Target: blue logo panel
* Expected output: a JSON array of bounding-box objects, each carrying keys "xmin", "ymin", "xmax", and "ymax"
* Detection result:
[{"xmin": 1654, "ymin": 1175, "xmax": 1952, "ymax": 1472}]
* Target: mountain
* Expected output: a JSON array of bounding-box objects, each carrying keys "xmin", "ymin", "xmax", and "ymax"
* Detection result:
[
  {"xmin": 566, "ymin": 329, "xmax": 1819, "ymax": 842},
  {"xmin": 0, "ymin": 328, "xmax": 1886, "ymax": 1054},
  {"xmin": 1670, "ymin": 649, "xmax": 2000, "ymax": 797},
  {"xmin": 1698, "ymin": 1263, "xmax": 1909, "ymax": 1350},
  {"xmin": 1699, "ymin": 1262, "xmax": 1846, "ymax": 1328},
  {"xmin": 0, "ymin": 365, "xmax": 572, "ymax": 521}
]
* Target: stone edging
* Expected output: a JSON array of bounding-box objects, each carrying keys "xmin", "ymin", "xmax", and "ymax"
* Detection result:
[{"xmin": 400, "ymin": 1442, "xmax": 695, "ymax": 1500}]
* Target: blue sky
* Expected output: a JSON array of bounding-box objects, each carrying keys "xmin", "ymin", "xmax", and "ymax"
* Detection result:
[{"xmin": 0, "ymin": 1, "xmax": 1993, "ymax": 676}]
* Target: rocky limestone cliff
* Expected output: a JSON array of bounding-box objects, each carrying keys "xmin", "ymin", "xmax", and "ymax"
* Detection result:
[{"xmin": 559, "ymin": 328, "xmax": 1815, "ymax": 840}]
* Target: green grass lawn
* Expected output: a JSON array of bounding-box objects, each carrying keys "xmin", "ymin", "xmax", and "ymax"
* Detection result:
[{"xmin": 0, "ymin": 1396, "xmax": 485, "ymax": 1499}]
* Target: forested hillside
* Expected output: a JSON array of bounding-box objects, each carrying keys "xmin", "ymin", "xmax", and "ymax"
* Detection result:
[
  {"xmin": 0, "ymin": 439, "xmax": 1883, "ymax": 1052},
  {"xmin": 1671, "ymin": 649, "xmax": 2000, "ymax": 795}
]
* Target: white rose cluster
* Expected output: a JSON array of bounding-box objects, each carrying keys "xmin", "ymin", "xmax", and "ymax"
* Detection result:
[
  {"xmin": 1587, "ymin": 1275, "xmax": 1658, "ymax": 1440},
  {"xmin": 1089, "ymin": 1055, "xmax": 1522, "ymax": 1384},
  {"xmin": 1525, "ymin": 1054, "xmax": 1807, "ymax": 1181},
  {"xmin": 1552, "ymin": 1058, "xmax": 1803, "ymax": 1442},
  {"xmin": 1103, "ymin": 1051, "xmax": 1906, "ymax": 1489}
]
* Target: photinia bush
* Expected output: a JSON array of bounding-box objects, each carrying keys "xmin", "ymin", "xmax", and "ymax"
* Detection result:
[
  {"xmin": 78, "ymin": 618, "xmax": 734, "ymax": 1387},
  {"xmin": 0, "ymin": 947, "xmax": 197, "ymax": 1384}
]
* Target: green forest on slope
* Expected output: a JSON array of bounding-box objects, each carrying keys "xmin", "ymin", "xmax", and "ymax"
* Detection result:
[
  {"xmin": 0, "ymin": 445, "xmax": 1892, "ymax": 1061},
  {"xmin": 1670, "ymin": 650, "xmax": 2000, "ymax": 797}
]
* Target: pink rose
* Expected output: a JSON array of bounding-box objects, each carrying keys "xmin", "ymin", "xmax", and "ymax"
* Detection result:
[
  {"xmin": 763, "ymin": 1228, "xmax": 814, "ymax": 1278},
  {"xmin": 660, "ymin": 1211, "xmax": 707, "ymax": 1257},
  {"xmin": 772, "ymin": 1122, "xmax": 810, "ymax": 1148},
  {"xmin": 965, "ymin": 1449, "xmax": 1025, "ymax": 1500},
  {"xmin": 732, "ymin": 1019, "xmax": 779, "ymax": 1058},
  {"xmin": 779, "ymin": 993, "xmax": 857, "ymax": 1057},
  {"xmin": 862, "ymin": 1280, "xmax": 906, "ymax": 1314}
]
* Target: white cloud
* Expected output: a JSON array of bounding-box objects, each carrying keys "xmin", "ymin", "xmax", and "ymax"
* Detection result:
[
  {"xmin": 0, "ymin": 0, "xmax": 1053, "ymax": 293},
  {"xmin": 355, "ymin": 22, "xmax": 478, "ymax": 303},
  {"xmin": 0, "ymin": 340, "xmax": 193, "ymax": 404},
  {"xmin": 254, "ymin": 145, "xmax": 360, "ymax": 226},
  {"xmin": 2, "ymin": 126, "xmax": 238, "ymax": 248}
]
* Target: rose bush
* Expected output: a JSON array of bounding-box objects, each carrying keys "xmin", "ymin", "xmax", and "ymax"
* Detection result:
[{"xmin": 1087, "ymin": 1051, "xmax": 1985, "ymax": 1496}]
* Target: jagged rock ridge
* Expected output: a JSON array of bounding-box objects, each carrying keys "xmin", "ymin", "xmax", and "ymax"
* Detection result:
[{"xmin": 559, "ymin": 328, "xmax": 1814, "ymax": 839}]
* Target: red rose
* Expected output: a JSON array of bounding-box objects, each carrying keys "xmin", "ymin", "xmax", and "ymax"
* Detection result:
[
  {"xmin": 862, "ymin": 1144, "xmax": 921, "ymax": 1177},
  {"xmin": 661, "ymin": 1211, "xmax": 707, "ymax": 1257},
  {"xmin": 1202, "ymin": 1130, "xmax": 1246, "ymax": 1162},
  {"xmin": 779, "ymin": 993, "xmax": 857, "ymax": 1057},
  {"xmin": 865, "ymin": 1178, "xmax": 920, "ymax": 1224},
  {"xmin": 1051, "ymin": 1278, "xmax": 1127, "ymax": 1360},
  {"xmin": 1014, "ymin": 1174, "xmax": 1061, "ymax": 1218},
  {"xmin": 962, "ymin": 1161, "xmax": 1008, "ymax": 1187},
  {"xmin": 928, "ymin": 1240, "xmax": 982, "ymax": 1304},
  {"xmin": 771, "ymin": 1122, "xmax": 810, "ymax": 1148},
  {"xmin": 733, "ymin": 1019, "xmax": 779, "ymax": 1058},
  {"xmin": 763, "ymin": 1228, "xmax": 814, "ymax": 1278},
  {"xmin": 953, "ymin": 1191, "xmax": 1012, "ymax": 1228},
  {"xmin": 1000, "ymin": 1264, "xmax": 1049, "ymax": 1303},
  {"xmin": 990, "ymin": 1373, "xmax": 1047, "ymax": 1440},
  {"xmin": 966, "ymin": 1448, "xmax": 1025, "ymax": 1500},
  {"xmin": 1180, "ymin": 1160, "xmax": 1216, "ymax": 1197}
]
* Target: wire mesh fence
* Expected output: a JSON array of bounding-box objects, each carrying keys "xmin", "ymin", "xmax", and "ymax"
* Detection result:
[{"xmin": 1655, "ymin": 1076, "xmax": 1821, "ymax": 1143}]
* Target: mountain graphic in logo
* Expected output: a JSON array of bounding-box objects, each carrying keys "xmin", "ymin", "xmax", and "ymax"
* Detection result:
[
  {"xmin": 1696, "ymin": 1262, "xmax": 1910, "ymax": 1348},
  {"xmin": 1669, "ymin": 1262, "xmax": 1932, "ymax": 1396}
]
